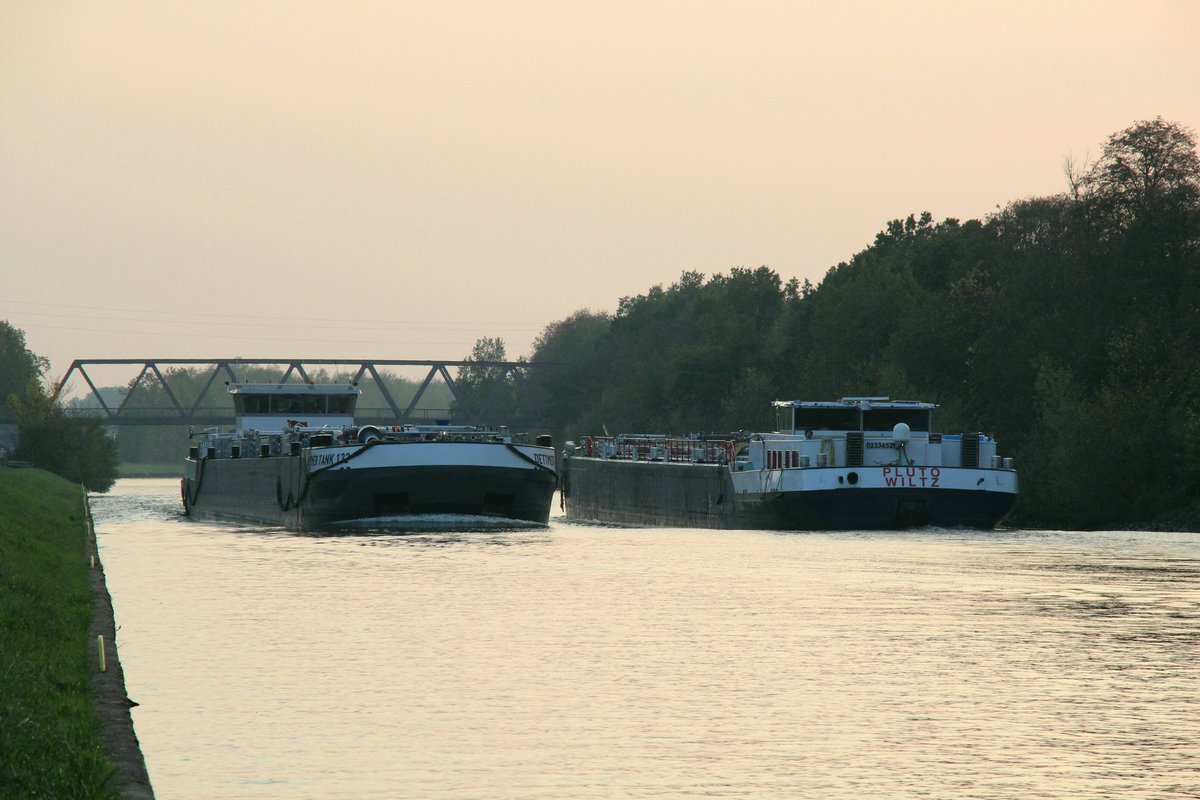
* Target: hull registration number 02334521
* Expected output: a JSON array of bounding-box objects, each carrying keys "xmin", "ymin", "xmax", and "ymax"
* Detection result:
[
  {"xmin": 533, "ymin": 453, "xmax": 556, "ymax": 469},
  {"xmin": 882, "ymin": 466, "xmax": 940, "ymax": 488}
]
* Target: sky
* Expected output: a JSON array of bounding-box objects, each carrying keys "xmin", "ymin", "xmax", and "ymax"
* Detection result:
[{"xmin": 3, "ymin": 1, "xmax": 1199, "ymax": 394}]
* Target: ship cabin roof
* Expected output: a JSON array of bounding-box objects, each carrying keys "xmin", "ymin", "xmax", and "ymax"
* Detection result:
[
  {"xmin": 228, "ymin": 382, "xmax": 360, "ymax": 417},
  {"xmin": 772, "ymin": 397, "xmax": 937, "ymax": 435}
]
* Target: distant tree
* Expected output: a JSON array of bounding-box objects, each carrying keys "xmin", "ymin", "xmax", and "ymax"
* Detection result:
[
  {"xmin": 718, "ymin": 367, "xmax": 775, "ymax": 431},
  {"xmin": 0, "ymin": 321, "xmax": 48, "ymax": 420},
  {"xmin": 454, "ymin": 337, "xmax": 520, "ymax": 424},
  {"xmin": 8, "ymin": 379, "xmax": 118, "ymax": 492},
  {"xmin": 1071, "ymin": 118, "xmax": 1200, "ymax": 323},
  {"xmin": 671, "ymin": 266, "xmax": 784, "ymax": 428},
  {"xmin": 1075, "ymin": 117, "xmax": 1200, "ymax": 228},
  {"xmin": 799, "ymin": 248, "xmax": 923, "ymax": 397},
  {"xmin": 527, "ymin": 310, "xmax": 612, "ymax": 436}
]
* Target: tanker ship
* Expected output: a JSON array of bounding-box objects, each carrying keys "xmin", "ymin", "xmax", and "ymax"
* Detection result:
[
  {"xmin": 561, "ymin": 398, "xmax": 1017, "ymax": 530},
  {"xmin": 182, "ymin": 382, "xmax": 557, "ymax": 530}
]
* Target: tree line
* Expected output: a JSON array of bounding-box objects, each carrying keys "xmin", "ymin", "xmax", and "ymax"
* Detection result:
[{"xmin": 506, "ymin": 118, "xmax": 1199, "ymax": 528}]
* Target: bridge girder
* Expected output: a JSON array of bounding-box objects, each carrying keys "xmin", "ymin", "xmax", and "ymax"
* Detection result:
[{"xmin": 52, "ymin": 358, "xmax": 554, "ymax": 428}]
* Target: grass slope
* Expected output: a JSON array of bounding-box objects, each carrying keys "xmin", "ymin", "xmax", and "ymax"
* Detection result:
[{"xmin": 0, "ymin": 468, "xmax": 119, "ymax": 799}]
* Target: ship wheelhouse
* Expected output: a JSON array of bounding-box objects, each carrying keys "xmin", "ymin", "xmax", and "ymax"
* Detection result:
[
  {"xmin": 229, "ymin": 383, "xmax": 360, "ymax": 434},
  {"xmin": 754, "ymin": 397, "xmax": 1007, "ymax": 472},
  {"xmin": 775, "ymin": 398, "xmax": 934, "ymax": 435}
]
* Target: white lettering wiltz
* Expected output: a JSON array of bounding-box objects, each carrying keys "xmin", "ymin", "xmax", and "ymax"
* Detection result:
[
  {"xmin": 882, "ymin": 466, "xmax": 941, "ymax": 488},
  {"xmin": 310, "ymin": 451, "xmax": 352, "ymax": 469}
]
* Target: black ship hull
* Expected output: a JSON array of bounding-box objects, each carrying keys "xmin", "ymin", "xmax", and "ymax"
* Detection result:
[
  {"xmin": 561, "ymin": 457, "xmax": 1015, "ymax": 531},
  {"xmin": 183, "ymin": 447, "xmax": 557, "ymax": 530}
]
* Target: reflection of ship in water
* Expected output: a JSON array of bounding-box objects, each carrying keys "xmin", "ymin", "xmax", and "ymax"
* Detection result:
[
  {"xmin": 562, "ymin": 397, "xmax": 1017, "ymax": 530},
  {"xmin": 181, "ymin": 382, "xmax": 557, "ymax": 530}
]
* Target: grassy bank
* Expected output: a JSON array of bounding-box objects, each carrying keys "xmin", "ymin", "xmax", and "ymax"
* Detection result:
[{"xmin": 0, "ymin": 468, "xmax": 120, "ymax": 799}]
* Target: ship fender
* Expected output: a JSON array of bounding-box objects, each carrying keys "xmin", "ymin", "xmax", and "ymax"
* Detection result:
[
  {"xmin": 275, "ymin": 476, "xmax": 296, "ymax": 511},
  {"xmin": 182, "ymin": 457, "xmax": 206, "ymax": 512}
]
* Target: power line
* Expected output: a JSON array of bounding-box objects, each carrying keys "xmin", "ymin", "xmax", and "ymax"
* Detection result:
[
  {"xmin": 1, "ymin": 307, "xmax": 542, "ymax": 334},
  {"xmin": 9, "ymin": 321, "xmax": 528, "ymax": 348},
  {"xmin": 0, "ymin": 299, "xmax": 546, "ymax": 329}
]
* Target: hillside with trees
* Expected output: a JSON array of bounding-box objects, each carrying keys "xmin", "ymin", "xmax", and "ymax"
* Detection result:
[{"xmin": 522, "ymin": 118, "xmax": 1200, "ymax": 529}]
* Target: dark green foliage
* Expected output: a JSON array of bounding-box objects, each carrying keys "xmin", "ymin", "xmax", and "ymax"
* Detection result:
[
  {"xmin": 524, "ymin": 118, "xmax": 1200, "ymax": 528},
  {"xmin": 453, "ymin": 337, "xmax": 521, "ymax": 424},
  {"xmin": 15, "ymin": 416, "xmax": 119, "ymax": 494},
  {"xmin": 0, "ymin": 321, "xmax": 49, "ymax": 423},
  {"xmin": 526, "ymin": 310, "xmax": 613, "ymax": 434},
  {"xmin": 8, "ymin": 383, "xmax": 118, "ymax": 494}
]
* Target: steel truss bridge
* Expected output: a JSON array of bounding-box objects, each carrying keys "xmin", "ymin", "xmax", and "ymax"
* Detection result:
[{"xmin": 52, "ymin": 358, "xmax": 553, "ymax": 428}]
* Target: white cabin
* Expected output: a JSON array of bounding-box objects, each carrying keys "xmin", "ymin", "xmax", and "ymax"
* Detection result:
[
  {"xmin": 229, "ymin": 383, "xmax": 360, "ymax": 434},
  {"xmin": 741, "ymin": 397, "xmax": 1009, "ymax": 471}
]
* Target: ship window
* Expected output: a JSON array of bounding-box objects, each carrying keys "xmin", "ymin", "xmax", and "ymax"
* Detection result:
[
  {"xmin": 863, "ymin": 408, "xmax": 931, "ymax": 432},
  {"xmin": 792, "ymin": 407, "xmax": 860, "ymax": 431},
  {"xmin": 270, "ymin": 395, "xmax": 325, "ymax": 414},
  {"xmin": 238, "ymin": 393, "xmax": 354, "ymax": 415},
  {"xmin": 236, "ymin": 395, "xmax": 270, "ymax": 414},
  {"xmin": 775, "ymin": 406, "xmax": 794, "ymax": 433},
  {"xmin": 326, "ymin": 395, "xmax": 356, "ymax": 414}
]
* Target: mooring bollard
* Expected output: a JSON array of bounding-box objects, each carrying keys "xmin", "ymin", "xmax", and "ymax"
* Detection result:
[{"xmin": 97, "ymin": 634, "xmax": 106, "ymax": 673}]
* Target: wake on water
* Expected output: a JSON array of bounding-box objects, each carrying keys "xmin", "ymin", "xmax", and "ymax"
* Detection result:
[{"xmin": 325, "ymin": 513, "xmax": 549, "ymax": 534}]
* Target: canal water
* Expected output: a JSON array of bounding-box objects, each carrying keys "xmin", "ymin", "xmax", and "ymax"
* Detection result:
[{"xmin": 90, "ymin": 478, "xmax": 1200, "ymax": 800}]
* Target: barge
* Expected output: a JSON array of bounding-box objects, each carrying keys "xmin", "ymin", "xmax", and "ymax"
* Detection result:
[
  {"xmin": 561, "ymin": 398, "xmax": 1017, "ymax": 530},
  {"xmin": 182, "ymin": 382, "xmax": 557, "ymax": 530}
]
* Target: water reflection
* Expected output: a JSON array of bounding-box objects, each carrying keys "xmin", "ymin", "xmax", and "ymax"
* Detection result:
[{"xmin": 91, "ymin": 480, "xmax": 1200, "ymax": 800}]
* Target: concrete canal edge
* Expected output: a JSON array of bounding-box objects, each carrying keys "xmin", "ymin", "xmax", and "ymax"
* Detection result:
[{"xmin": 84, "ymin": 495, "xmax": 156, "ymax": 800}]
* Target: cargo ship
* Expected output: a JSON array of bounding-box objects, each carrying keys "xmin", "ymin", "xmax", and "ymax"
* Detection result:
[
  {"xmin": 561, "ymin": 398, "xmax": 1017, "ymax": 530},
  {"xmin": 181, "ymin": 382, "xmax": 557, "ymax": 530}
]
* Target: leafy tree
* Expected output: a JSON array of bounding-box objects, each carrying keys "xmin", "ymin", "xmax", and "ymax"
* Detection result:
[
  {"xmin": 8, "ymin": 380, "xmax": 118, "ymax": 492},
  {"xmin": 0, "ymin": 321, "xmax": 48, "ymax": 421},
  {"xmin": 1, "ymin": 322, "xmax": 118, "ymax": 490},
  {"xmin": 454, "ymin": 338, "xmax": 523, "ymax": 425},
  {"xmin": 527, "ymin": 310, "xmax": 612, "ymax": 437}
]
